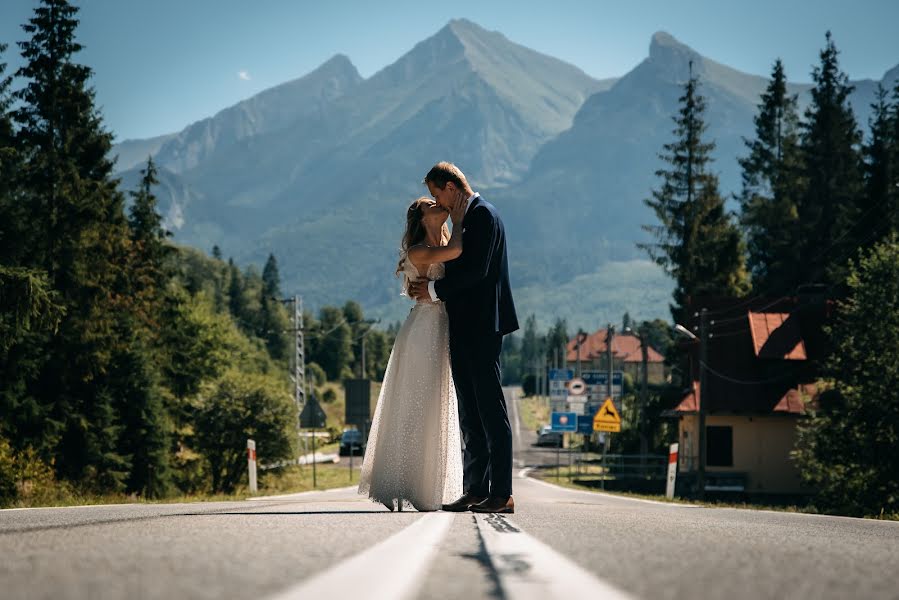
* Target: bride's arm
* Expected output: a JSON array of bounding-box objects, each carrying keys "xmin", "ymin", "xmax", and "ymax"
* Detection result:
[
  {"xmin": 407, "ymin": 223, "xmax": 463, "ymax": 264},
  {"xmin": 407, "ymin": 196, "xmax": 465, "ymax": 263}
]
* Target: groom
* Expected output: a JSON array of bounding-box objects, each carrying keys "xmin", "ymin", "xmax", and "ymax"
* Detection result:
[{"xmin": 409, "ymin": 162, "xmax": 519, "ymax": 514}]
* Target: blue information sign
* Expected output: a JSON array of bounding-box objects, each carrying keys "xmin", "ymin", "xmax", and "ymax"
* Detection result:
[
  {"xmin": 551, "ymin": 411, "xmax": 577, "ymax": 432},
  {"xmin": 576, "ymin": 415, "xmax": 594, "ymax": 435}
]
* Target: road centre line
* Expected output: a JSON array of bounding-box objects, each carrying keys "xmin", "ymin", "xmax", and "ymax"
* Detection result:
[
  {"xmin": 266, "ymin": 512, "xmax": 455, "ymax": 600},
  {"xmin": 474, "ymin": 512, "xmax": 635, "ymax": 600}
]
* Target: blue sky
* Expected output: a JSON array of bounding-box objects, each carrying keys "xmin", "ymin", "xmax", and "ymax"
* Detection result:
[{"xmin": 1, "ymin": 0, "xmax": 897, "ymax": 141}]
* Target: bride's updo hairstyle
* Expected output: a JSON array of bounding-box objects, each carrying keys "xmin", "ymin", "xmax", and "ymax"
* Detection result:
[{"xmin": 396, "ymin": 196, "xmax": 449, "ymax": 275}]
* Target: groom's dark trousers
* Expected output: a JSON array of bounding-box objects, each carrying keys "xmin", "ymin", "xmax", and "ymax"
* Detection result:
[{"xmin": 434, "ymin": 195, "xmax": 518, "ymax": 499}]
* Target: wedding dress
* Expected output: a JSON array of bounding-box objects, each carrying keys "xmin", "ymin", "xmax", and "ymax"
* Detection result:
[{"xmin": 357, "ymin": 258, "xmax": 463, "ymax": 510}]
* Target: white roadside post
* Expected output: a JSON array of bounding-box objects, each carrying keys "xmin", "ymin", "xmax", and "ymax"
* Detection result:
[
  {"xmin": 666, "ymin": 442, "xmax": 679, "ymax": 499},
  {"xmin": 247, "ymin": 439, "xmax": 258, "ymax": 494}
]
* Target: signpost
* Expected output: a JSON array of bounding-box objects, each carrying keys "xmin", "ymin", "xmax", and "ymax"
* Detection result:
[
  {"xmin": 566, "ymin": 376, "xmax": 587, "ymax": 415},
  {"xmin": 549, "ymin": 368, "xmax": 574, "ymax": 412},
  {"xmin": 582, "ymin": 371, "xmax": 624, "ymax": 414},
  {"xmin": 666, "ymin": 443, "xmax": 679, "ymax": 499},
  {"xmin": 551, "ymin": 412, "xmax": 577, "ymax": 480},
  {"xmin": 593, "ymin": 398, "xmax": 621, "ymax": 490}
]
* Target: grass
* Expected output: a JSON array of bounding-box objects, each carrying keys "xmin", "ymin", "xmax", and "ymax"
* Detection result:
[
  {"xmin": 528, "ymin": 465, "xmax": 836, "ymax": 514},
  {"xmin": 518, "ymin": 394, "xmax": 550, "ymax": 433},
  {"xmin": 2, "ymin": 462, "xmax": 362, "ymax": 510}
]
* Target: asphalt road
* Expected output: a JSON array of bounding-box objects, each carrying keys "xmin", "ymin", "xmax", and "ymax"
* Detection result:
[{"xmin": 2, "ymin": 387, "xmax": 897, "ymax": 600}]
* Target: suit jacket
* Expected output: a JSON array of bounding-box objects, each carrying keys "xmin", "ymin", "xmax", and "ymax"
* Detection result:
[{"xmin": 434, "ymin": 195, "xmax": 519, "ymax": 337}]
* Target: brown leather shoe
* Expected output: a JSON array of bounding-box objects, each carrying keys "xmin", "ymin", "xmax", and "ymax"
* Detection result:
[
  {"xmin": 441, "ymin": 493, "xmax": 487, "ymax": 512},
  {"xmin": 470, "ymin": 496, "xmax": 515, "ymax": 514}
]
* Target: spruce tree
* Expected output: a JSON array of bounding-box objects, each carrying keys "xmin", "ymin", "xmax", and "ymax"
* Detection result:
[
  {"xmin": 797, "ymin": 32, "xmax": 864, "ymax": 290},
  {"xmin": 127, "ymin": 157, "xmax": 172, "ymax": 333},
  {"xmin": 738, "ymin": 59, "xmax": 804, "ymax": 294},
  {"xmin": 640, "ymin": 66, "xmax": 749, "ymax": 322},
  {"xmin": 258, "ymin": 255, "xmax": 288, "ymax": 361},
  {"xmin": 227, "ymin": 259, "xmax": 247, "ymax": 325},
  {"xmin": 862, "ymin": 85, "xmax": 898, "ymax": 244},
  {"xmin": 12, "ymin": 0, "xmax": 132, "ymax": 485}
]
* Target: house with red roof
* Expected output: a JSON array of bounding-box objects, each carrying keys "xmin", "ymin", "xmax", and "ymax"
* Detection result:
[
  {"xmin": 666, "ymin": 293, "xmax": 830, "ymax": 497},
  {"xmin": 565, "ymin": 329, "xmax": 667, "ymax": 384}
]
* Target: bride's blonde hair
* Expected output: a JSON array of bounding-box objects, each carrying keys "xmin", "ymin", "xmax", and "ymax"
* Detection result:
[{"xmin": 396, "ymin": 196, "xmax": 449, "ymax": 275}]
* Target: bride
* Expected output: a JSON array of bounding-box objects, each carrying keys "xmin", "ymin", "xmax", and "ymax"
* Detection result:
[{"xmin": 358, "ymin": 195, "xmax": 467, "ymax": 511}]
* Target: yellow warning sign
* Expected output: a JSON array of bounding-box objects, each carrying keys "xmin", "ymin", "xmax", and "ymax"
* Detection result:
[{"xmin": 593, "ymin": 397, "xmax": 621, "ymax": 433}]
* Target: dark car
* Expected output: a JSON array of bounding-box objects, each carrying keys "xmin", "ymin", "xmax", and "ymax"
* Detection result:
[
  {"xmin": 535, "ymin": 425, "xmax": 563, "ymax": 447},
  {"xmin": 339, "ymin": 429, "xmax": 365, "ymax": 456}
]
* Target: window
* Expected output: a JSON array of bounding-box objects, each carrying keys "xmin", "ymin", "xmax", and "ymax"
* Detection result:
[{"xmin": 706, "ymin": 426, "xmax": 733, "ymax": 467}]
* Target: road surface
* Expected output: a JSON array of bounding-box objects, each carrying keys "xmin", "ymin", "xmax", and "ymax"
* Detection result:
[{"xmin": 1, "ymin": 387, "xmax": 897, "ymax": 599}]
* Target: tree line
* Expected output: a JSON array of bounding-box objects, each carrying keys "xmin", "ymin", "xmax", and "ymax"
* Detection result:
[
  {"xmin": 0, "ymin": 0, "xmax": 393, "ymax": 505},
  {"xmin": 641, "ymin": 32, "xmax": 899, "ymax": 516}
]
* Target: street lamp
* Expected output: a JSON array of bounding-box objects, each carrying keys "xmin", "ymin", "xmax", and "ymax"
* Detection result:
[{"xmin": 675, "ymin": 311, "xmax": 708, "ymax": 500}]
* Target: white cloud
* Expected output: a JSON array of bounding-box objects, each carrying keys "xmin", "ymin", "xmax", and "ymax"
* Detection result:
[{"xmin": 238, "ymin": 70, "xmax": 251, "ymax": 81}]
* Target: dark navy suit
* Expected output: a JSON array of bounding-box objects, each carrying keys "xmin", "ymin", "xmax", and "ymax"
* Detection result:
[{"xmin": 433, "ymin": 194, "xmax": 518, "ymax": 498}]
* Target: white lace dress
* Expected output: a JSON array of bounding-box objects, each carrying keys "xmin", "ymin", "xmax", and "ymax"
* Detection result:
[{"xmin": 357, "ymin": 259, "xmax": 464, "ymax": 510}]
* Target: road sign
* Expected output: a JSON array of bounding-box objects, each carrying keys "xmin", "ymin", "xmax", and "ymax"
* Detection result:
[
  {"xmin": 551, "ymin": 411, "xmax": 577, "ymax": 432},
  {"xmin": 548, "ymin": 368, "xmax": 574, "ymax": 402},
  {"xmin": 576, "ymin": 415, "xmax": 594, "ymax": 435},
  {"xmin": 567, "ymin": 377, "xmax": 586, "ymax": 396},
  {"xmin": 582, "ymin": 371, "xmax": 624, "ymax": 404},
  {"xmin": 666, "ymin": 443, "xmax": 679, "ymax": 499},
  {"xmin": 593, "ymin": 397, "xmax": 621, "ymax": 433}
]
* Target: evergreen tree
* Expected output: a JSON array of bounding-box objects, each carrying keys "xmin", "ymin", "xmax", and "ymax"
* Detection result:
[
  {"xmin": 861, "ymin": 85, "xmax": 899, "ymax": 245},
  {"xmin": 261, "ymin": 253, "xmax": 281, "ymax": 300},
  {"xmin": 797, "ymin": 32, "xmax": 864, "ymax": 290},
  {"xmin": 640, "ymin": 65, "xmax": 749, "ymax": 322},
  {"xmin": 211, "ymin": 245, "xmax": 222, "ymax": 261},
  {"xmin": 738, "ymin": 59, "xmax": 804, "ymax": 293},
  {"xmin": 127, "ymin": 157, "xmax": 172, "ymax": 333},
  {"xmin": 520, "ymin": 314, "xmax": 542, "ymax": 372},
  {"xmin": 12, "ymin": 0, "xmax": 132, "ymax": 485},
  {"xmin": 316, "ymin": 305, "xmax": 353, "ymax": 380},
  {"xmin": 793, "ymin": 236, "xmax": 899, "ymax": 516},
  {"xmin": 0, "ymin": 42, "xmax": 25, "ymax": 265},
  {"xmin": 545, "ymin": 318, "xmax": 569, "ymax": 367},
  {"xmin": 226, "ymin": 259, "xmax": 248, "ymax": 325}
]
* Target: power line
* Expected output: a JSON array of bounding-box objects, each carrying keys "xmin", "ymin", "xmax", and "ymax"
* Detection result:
[{"xmin": 700, "ymin": 360, "xmax": 797, "ymax": 385}]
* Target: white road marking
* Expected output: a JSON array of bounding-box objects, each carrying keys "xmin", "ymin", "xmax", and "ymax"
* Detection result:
[
  {"xmin": 522, "ymin": 472, "xmax": 699, "ymax": 507},
  {"xmin": 267, "ymin": 512, "xmax": 455, "ymax": 600},
  {"xmin": 475, "ymin": 512, "xmax": 636, "ymax": 599},
  {"xmin": 251, "ymin": 485, "xmax": 357, "ymax": 501}
]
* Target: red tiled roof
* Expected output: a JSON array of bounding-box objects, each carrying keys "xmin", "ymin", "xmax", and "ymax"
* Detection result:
[
  {"xmin": 566, "ymin": 331, "xmax": 664, "ymax": 363},
  {"xmin": 773, "ymin": 384, "xmax": 817, "ymax": 414},
  {"xmin": 674, "ymin": 381, "xmax": 700, "ymax": 413},
  {"xmin": 748, "ymin": 312, "xmax": 807, "ymax": 360}
]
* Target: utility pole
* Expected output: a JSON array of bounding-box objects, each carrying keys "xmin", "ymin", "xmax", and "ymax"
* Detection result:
[
  {"xmin": 606, "ymin": 324, "xmax": 615, "ymax": 401},
  {"xmin": 574, "ymin": 330, "xmax": 587, "ymax": 378},
  {"xmin": 639, "ymin": 325, "xmax": 649, "ymax": 463},
  {"xmin": 277, "ymin": 295, "xmax": 307, "ymax": 463},
  {"xmin": 698, "ymin": 308, "xmax": 709, "ymax": 500}
]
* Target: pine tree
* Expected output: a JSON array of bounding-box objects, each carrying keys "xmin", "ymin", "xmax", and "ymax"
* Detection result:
[
  {"xmin": 797, "ymin": 32, "xmax": 865, "ymax": 290},
  {"xmin": 227, "ymin": 259, "xmax": 247, "ymax": 325},
  {"xmin": 738, "ymin": 59, "xmax": 804, "ymax": 294},
  {"xmin": 127, "ymin": 157, "xmax": 172, "ymax": 333},
  {"xmin": 640, "ymin": 65, "xmax": 749, "ymax": 322},
  {"xmin": 12, "ymin": 0, "xmax": 132, "ymax": 485},
  {"xmin": 261, "ymin": 253, "xmax": 281, "ymax": 300},
  {"xmin": 0, "ymin": 42, "xmax": 24, "ymax": 265},
  {"xmin": 211, "ymin": 245, "xmax": 222, "ymax": 261},
  {"xmin": 862, "ymin": 85, "xmax": 898, "ymax": 245}
]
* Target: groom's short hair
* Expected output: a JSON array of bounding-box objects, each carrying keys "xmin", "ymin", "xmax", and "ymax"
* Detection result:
[{"xmin": 424, "ymin": 162, "xmax": 467, "ymax": 190}]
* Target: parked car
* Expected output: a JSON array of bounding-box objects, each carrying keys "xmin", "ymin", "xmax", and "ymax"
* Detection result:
[
  {"xmin": 339, "ymin": 429, "xmax": 365, "ymax": 456},
  {"xmin": 535, "ymin": 425, "xmax": 563, "ymax": 447}
]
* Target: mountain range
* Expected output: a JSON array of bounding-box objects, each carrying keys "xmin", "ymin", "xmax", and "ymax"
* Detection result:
[{"xmin": 113, "ymin": 19, "xmax": 899, "ymax": 329}]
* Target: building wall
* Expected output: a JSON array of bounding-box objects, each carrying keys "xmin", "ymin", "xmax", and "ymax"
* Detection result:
[{"xmin": 677, "ymin": 414, "xmax": 804, "ymax": 495}]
